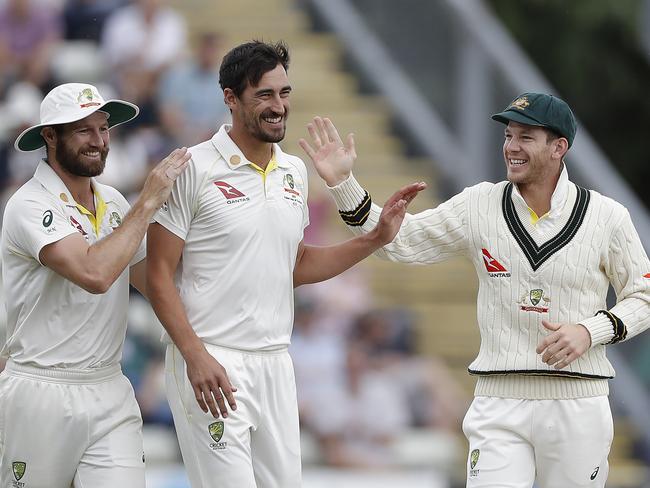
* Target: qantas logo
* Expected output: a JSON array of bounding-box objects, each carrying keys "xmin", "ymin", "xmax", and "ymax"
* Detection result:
[
  {"xmin": 214, "ymin": 181, "xmax": 245, "ymax": 199},
  {"xmin": 70, "ymin": 216, "xmax": 87, "ymax": 236},
  {"xmin": 214, "ymin": 181, "xmax": 250, "ymax": 204},
  {"xmin": 481, "ymin": 248, "xmax": 510, "ymax": 277}
]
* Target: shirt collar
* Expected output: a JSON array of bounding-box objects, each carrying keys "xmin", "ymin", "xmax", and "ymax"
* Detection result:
[
  {"xmin": 511, "ymin": 163, "xmax": 569, "ymax": 217},
  {"xmin": 211, "ymin": 124, "xmax": 293, "ymax": 170},
  {"xmin": 34, "ymin": 159, "xmax": 114, "ymax": 207}
]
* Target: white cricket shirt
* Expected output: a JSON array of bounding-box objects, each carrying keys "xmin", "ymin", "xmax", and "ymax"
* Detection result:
[
  {"xmin": 154, "ymin": 125, "xmax": 310, "ymax": 351},
  {"xmin": 1, "ymin": 161, "xmax": 145, "ymax": 368}
]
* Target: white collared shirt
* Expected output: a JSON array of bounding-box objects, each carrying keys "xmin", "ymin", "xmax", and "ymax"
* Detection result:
[
  {"xmin": 1, "ymin": 161, "xmax": 145, "ymax": 368},
  {"xmin": 510, "ymin": 164, "xmax": 569, "ymax": 236},
  {"xmin": 153, "ymin": 125, "xmax": 310, "ymax": 351}
]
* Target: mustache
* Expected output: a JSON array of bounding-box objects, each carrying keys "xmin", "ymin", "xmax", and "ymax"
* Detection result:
[{"xmin": 261, "ymin": 110, "xmax": 285, "ymax": 118}]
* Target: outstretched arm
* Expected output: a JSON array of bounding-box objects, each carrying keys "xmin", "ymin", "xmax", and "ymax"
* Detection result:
[
  {"xmin": 294, "ymin": 181, "xmax": 425, "ymax": 286},
  {"xmin": 300, "ymin": 116, "xmax": 470, "ymax": 266}
]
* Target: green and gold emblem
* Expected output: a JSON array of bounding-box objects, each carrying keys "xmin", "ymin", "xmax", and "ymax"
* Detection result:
[
  {"xmin": 510, "ymin": 96, "xmax": 530, "ymax": 110},
  {"xmin": 470, "ymin": 449, "xmax": 480, "ymax": 470},
  {"xmin": 530, "ymin": 289, "xmax": 543, "ymax": 306},
  {"xmin": 12, "ymin": 461, "xmax": 26, "ymax": 481},
  {"xmin": 208, "ymin": 421, "xmax": 224, "ymax": 442}
]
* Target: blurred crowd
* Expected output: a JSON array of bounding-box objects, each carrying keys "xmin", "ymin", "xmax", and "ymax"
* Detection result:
[
  {"xmin": 0, "ymin": 0, "xmax": 469, "ymax": 472},
  {"xmin": 0, "ymin": 0, "xmax": 230, "ymax": 206}
]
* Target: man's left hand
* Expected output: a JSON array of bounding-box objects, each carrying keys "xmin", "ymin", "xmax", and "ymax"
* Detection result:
[{"xmin": 536, "ymin": 320, "xmax": 592, "ymax": 369}]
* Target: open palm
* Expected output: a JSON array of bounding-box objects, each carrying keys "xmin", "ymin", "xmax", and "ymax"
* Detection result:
[{"xmin": 299, "ymin": 116, "xmax": 355, "ymax": 187}]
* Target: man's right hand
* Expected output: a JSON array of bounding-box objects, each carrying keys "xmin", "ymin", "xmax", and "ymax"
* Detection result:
[
  {"xmin": 299, "ymin": 117, "xmax": 355, "ymax": 187},
  {"xmin": 185, "ymin": 348, "xmax": 238, "ymax": 418},
  {"xmin": 140, "ymin": 147, "xmax": 191, "ymax": 210}
]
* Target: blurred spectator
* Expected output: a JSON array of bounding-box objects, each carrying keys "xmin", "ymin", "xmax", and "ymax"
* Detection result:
[
  {"xmin": 306, "ymin": 341, "xmax": 411, "ymax": 468},
  {"xmin": 290, "ymin": 293, "xmax": 348, "ymax": 427},
  {"xmin": 0, "ymin": 0, "xmax": 62, "ymax": 91},
  {"xmin": 157, "ymin": 31, "xmax": 230, "ymax": 147},
  {"xmin": 63, "ymin": 0, "xmax": 127, "ymax": 42},
  {"xmin": 101, "ymin": 0, "xmax": 187, "ymax": 127},
  {"xmin": 352, "ymin": 310, "xmax": 468, "ymax": 430},
  {"xmin": 101, "ymin": 0, "xmax": 186, "ymax": 72},
  {"xmin": 95, "ymin": 124, "xmax": 151, "ymax": 201},
  {"xmin": 0, "ymin": 81, "xmax": 43, "ymax": 200}
]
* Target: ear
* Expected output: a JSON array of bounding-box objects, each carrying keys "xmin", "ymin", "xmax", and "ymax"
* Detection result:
[
  {"xmin": 41, "ymin": 127, "xmax": 57, "ymax": 149},
  {"xmin": 552, "ymin": 137, "xmax": 569, "ymax": 161},
  {"xmin": 223, "ymin": 88, "xmax": 238, "ymax": 111}
]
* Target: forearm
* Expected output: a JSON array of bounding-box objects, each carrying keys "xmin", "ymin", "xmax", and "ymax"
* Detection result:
[
  {"xmin": 294, "ymin": 231, "xmax": 383, "ymax": 286},
  {"xmin": 84, "ymin": 198, "xmax": 157, "ymax": 291},
  {"xmin": 329, "ymin": 174, "xmax": 469, "ymax": 265},
  {"xmin": 147, "ymin": 275, "xmax": 205, "ymax": 359}
]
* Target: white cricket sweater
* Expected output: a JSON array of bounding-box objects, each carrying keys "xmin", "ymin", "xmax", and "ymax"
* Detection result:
[{"xmin": 329, "ymin": 173, "xmax": 650, "ymax": 400}]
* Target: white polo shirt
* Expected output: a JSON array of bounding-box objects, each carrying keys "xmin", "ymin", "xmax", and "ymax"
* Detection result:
[
  {"xmin": 154, "ymin": 125, "xmax": 309, "ymax": 351},
  {"xmin": 1, "ymin": 161, "xmax": 145, "ymax": 369}
]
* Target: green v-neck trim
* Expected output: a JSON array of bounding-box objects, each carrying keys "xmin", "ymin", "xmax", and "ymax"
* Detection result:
[{"xmin": 502, "ymin": 182, "xmax": 590, "ymax": 271}]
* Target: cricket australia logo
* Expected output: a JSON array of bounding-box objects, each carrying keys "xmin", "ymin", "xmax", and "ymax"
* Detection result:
[
  {"xmin": 518, "ymin": 288, "xmax": 550, "ymax": 313},
  {"xmin": 510, "ymin": 96, "xmax": 530, "ymax": 111},
  {"xmin": 208, "ymin": 421, "xmax": 227, "ymax": 450},
  {"xmin": 109, "ymin": 211, "xmax": 122, "ymax": 228},
  {"xmin": 283, "ymin": 172, "xmax": 302, "ymax": 206},
  {"xmin": 12, "ymin": 461, "xmax": 26, "ymax": 481},
  {"xmin": 469, "ymin": 449, "xmax": 480, "ymax": 477},
  {"xmin": 77, "ymin": 88, "xmax": 101, "ymax": 108}
]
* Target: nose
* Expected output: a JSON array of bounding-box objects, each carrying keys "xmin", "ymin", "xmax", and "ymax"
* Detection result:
[
  {"xmin": 89, "ymin": 128, "xmax": 106, "ymax": 148},
  {"xmin": 271, "ymin": 94, "xmax": 286, "ymax": 114},
  {"xmin": 505, "ymin": 136, "xmax": 520, "ymax": 152}
]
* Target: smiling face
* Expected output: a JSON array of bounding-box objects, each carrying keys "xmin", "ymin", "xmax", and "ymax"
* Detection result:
[
  {"xmin": 49, "ymin": 111, "xmax": 110, "ymax": 177},
  {"xmin": 226, "ymin": 63, "xmax": 291, "ymax": 144},
  {"xmin": 502, "ymin": 121, "xmax": 566, "ymax": 188}
]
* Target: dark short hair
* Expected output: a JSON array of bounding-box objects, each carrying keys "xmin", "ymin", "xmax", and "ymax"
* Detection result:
[
  {"xmin": 219, "ymin": 40, "xmax": 290, "ymax": 97},
  {"xmin": 541, "ymin": 127, "xmax": 562, "ymax": 144}
]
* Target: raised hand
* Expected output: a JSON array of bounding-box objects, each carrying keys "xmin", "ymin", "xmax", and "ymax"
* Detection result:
[
  {"xmin": 185, "ymin": 349, "xmax": 238, "ymax": 418},
  {"xmin": 370, "ymin": 182, "xmax": 427, "ymax": 245},
  {"xmin": 140, "ymin": 147, "xmax": 191, "ymax": 210},
  {"xmin": 299, "ymin": 117, "xmax": 355, "ymax": 187}
]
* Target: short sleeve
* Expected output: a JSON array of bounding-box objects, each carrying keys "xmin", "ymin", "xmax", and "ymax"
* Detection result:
[
  {"xmin": 295, "ymin": 158, "xmax": 310, "ymax": 231},
  {"xmin": 153, "ymin": 158, "xmax": 200, "ymax": 240},
  {"xmin": 3, "ymin": 192, "xmax": 77, "ymax": 264}
]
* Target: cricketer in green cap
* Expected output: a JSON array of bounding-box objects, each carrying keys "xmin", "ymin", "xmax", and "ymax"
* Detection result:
[{"xmin": 491, "ymin": 92, "xmax": 577, "ymax": 147}]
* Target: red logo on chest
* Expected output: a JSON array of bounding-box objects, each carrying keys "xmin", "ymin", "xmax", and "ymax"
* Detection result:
[
  {"xmin": 482, "ymin": 248, "xmax": 507, "ymax": 273},
  {"xmin": 214, "ymin": 181, "xmax": 246, "ymax": 199}
]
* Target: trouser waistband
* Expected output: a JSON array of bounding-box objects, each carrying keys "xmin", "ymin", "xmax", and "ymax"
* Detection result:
[{"xmin": 4, "ymin": 359, "xmax": 122, "ymax": 384}]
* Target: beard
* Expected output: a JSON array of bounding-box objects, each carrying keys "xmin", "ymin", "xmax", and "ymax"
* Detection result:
[
  {"xmin": 55, "ymin": 139, "xmax": 108, "ymax": 177},
  {"xmin": 244, "ymin": 109, "xmax": 288, "ymax": 143}
]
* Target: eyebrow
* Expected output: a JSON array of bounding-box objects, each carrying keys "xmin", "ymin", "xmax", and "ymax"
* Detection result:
[{"xmin": 254, "ymin": 85, "xmax": 292, "ymax": 96}]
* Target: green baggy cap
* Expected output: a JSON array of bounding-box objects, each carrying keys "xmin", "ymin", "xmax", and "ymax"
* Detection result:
[{"xmin": 491, "ymin": 93, "xmax": 577, "ymax": 147}]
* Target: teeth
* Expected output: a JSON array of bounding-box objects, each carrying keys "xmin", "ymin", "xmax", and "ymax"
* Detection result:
[
  {"xmin": 83, "ymin": 152, "xmax": 100, "ymax": 157},
  {"xmin": 264, "ymin": 116, "xmax": 282, "ymax": 123},
  {"xmin": 510, "ymin": 159, "xmax": 526, "ymax": 165}
]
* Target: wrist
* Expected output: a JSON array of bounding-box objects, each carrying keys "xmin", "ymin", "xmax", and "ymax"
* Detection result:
[
  {"xmin": 177, "ymin": 336, "xmax": 207, "ymax": 361},
  {"xmin": 364, "ymin": 226, "xmax": 385, "ymax": 249},
  {"xmin": 326, "ymin": 172, "xmax": 351, "ymax": 188}
]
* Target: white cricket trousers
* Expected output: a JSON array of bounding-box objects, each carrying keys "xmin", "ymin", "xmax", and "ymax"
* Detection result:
[
  {"xmin": 165, "ymin": 343, "xmax": 301, "ymax": 488},
  {"xmin": 0, "ymin": 360, "xmax": 145, "ymax": 488},
  {"xmin": 463, "ymin": 396, "xmax": 613, "ymax": 488}
]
